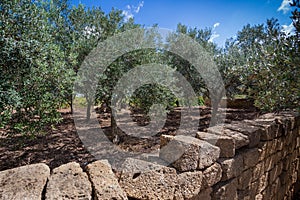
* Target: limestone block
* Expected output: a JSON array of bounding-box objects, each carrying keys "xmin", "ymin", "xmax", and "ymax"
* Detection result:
[
  {"xmin": 119, "ymin": 158, "xmax": 177, "ymax": 200},
  {"xmin": 256, "ymin": 172, "xmax": 269, "ymax": 193},
  {"xmin": 252, "ymin": 162, "xmax": 265, "ymax": 182},
  {"xmin": 248, "ymin": 119, "xmax": 281, "ymax": 141},
  {"xmin": 159, "ymin": 135, "xmax": 220, "ymax": 171},
  {"xmin": 86, "ymin": 160, "xmax": 128, "ymax": 200},
  {"xmin": 0, "ymin": 163, "xmax": 50, "ymax": 200},
  {"xmin": 207, "ymin": 125, "xmax": 249, "ymax": 149},
  {"xmin": 212, "ymin": 178, "xmax": 238, "ymax": 200},
  {"xmin": 269, "ymin": 163, "xmax": 283, "ymax": 184},
  {"xmin": 201, "ymin": 163, "xmax": 222, "ymax": 189},
  {"xmin": 190, "ymin": 187, "xmax": 212, "ymax": 200},
  {"xmin": 219, "ymin": 154, "xmax": 243, "ymax": 181},
  {"xmin": 242, "ymin": 148, "xmax": 260, "ymax": 170},
  {"xmin": 225, "ymin": 121, "xmax": 262, "ymax": 147},
  {"xmin": 238, "ymin": 168, "xmax": 253, "ymax": 190},
  {"xmin": 196, "ymin": 132, "xmax": 235, "ymax": 158},
  {"xmin": 177, "ymin": 171, "xmax": 203, "ymax": 199},
  {"xmin": 46, "ymin": 162, "xmax": 92, "ymax": 200}
]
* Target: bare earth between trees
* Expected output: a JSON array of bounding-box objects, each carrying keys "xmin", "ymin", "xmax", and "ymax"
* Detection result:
[{"xmin": 0, "ymin": 106, "xmax": 259, "ymax": 172}]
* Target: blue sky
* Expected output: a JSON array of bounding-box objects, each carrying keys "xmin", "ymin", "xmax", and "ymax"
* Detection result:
[{"xmin": 70, "ymin": 0, "xmax": 295, "ymax": 46}]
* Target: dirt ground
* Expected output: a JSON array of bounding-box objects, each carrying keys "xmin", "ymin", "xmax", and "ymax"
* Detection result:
[{"xmin": 0, "ymin": 106, "xmax": 258, "ymax": 171}]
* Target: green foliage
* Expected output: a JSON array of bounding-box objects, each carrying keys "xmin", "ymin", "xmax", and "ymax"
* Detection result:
[
  {"xmin": 219, "ymin": 18, "xmax": 299, "ymax": 111},
  {"xmin": 1, "ymin": 0, "xmax": 298, "ymax": 137},
  {"xmin": 0, "ymin": 0, "xmax": 75, "ymax": 133}
]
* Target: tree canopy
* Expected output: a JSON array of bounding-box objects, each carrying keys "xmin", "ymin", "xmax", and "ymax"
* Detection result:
[{"xmin": 1, "ymin": 0, "xmax": 299, "ymax": 136}]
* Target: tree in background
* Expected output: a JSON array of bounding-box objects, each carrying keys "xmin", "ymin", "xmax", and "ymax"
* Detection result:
[
  {"xmin": 220, "ymin": 17, "xmax": 299, "ymax": 111},
  {"xmin": 0, "ymin": 0, "xmax": 75, "ymax": 134}
]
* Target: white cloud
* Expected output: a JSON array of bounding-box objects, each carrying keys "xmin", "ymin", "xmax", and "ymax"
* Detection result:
[
  {"xmin": 122, "ymin": 10, "xmax": 134, "ymax": 22},
  {"xmin": 135, "ymin": 1, "xmax": 144, "ymax": 13},
  {"xmin": 281, "ymin": 22, "xmax": 295, "ymax": 35},
  {"xmin": 209, "ymin": 33, "xmax": 220, "ymax": 43},
  {"xmin": 213, "ymin": 22, "xmax": 220, "ymax": 28},
  {"xmin": 209, "ymin": 22, "xmax": 221, "ymax": 43},
  {"xmin": 122, "ymin": 1, "xmax": 144, "ymax": 22},
  {"xmin": 278, "ymin": 0, "xmax": 292, "ymax": 14}
]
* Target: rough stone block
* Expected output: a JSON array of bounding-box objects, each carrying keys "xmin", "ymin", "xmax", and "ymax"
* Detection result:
[
  {"xmin": 225, "ymin": 121, "xmax": 262, "ymax": 147},
  {"xmin": 160, "ymin": 135, "xmax": 220, "ymax": 171},
  {"xmin": 252, "ymin": 162, "xmax": 265, "ymax": 182},
  {"xmin": 238, "ymin": 168, "xmax": 253, "ymax": 190},
  {"xmin": 256, "ymin": 172, "xmax": 269, "ymax": 193},
  {"xmin": 242, "ymin": 148, "xmax": 260, "ymax": 170},
  {"xmin": 219, "ymin": 154, "xmax": 243, "ymax": 181},
  {"xmin": 249, "ymin": 119, "xmax": 281, "ymax": 141},
  {"xmin": 269, "ymin": 163, "xmax": 283, "ymax": 184},
  {"xmin": 196, "ymin": 132, "xmax": 235, "ymax": 158},
  {"xmin": 212, "ymin": 178, "xmax": 238, "ymax": 200},
  {"xmin": 177, "ymin": 171, "xmax": 203, "ymax": 199},
  {"xmin": 46, "ymin": 162, "xmax": 92, "ymax": 200},
  {"xmin": 119, "ymin": 158, "xmax": 177, "ymax": 200},
  {"xmin": 201, "ymin": 163, "xmax": 222, "ymax": 189},
  {"xmin": 86, "ymin": 160, "xmax": 128, "ymax": 200},
  {"xmin": 0, "ymin": 163, "xmax": 50, "ymax": 200},
  {"xmin": 207, "ymin": 125, "xmax": 249, "ymax": 149},
  {"xmin": 263, "ymin": 156, "xmax": 275, "ymax": 172},
  {"xmin": 190, "ymin": 187, "xmax": 212, "ymax": 200}
]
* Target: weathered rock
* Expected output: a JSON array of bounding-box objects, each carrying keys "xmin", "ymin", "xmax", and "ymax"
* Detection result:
[
  {"xmin": 225, "ymin": 121, "xmax": 262, "ymax": 147},
  {"xmin": 177, "ymin": 171, "xmax": 203, "ymax": 199},
  {"xmin": 238, "ymin": 168, "xmax": 253, "ymax": 190},
  {"xmin": 160, "ymin": 135, "xmax": 220, "ymax": 171},
  {"xmin": 190, "ymin": 187, "xmax": 212, "ymax": 200},
  {"xmin": 219, "ymin": 154, "xmax": 243, "ymax": 181},
  {"xmin": 269, "ymin": 163, "xmax": 283, "ymax": 183},
  {"xmin": 0, "ymin": 163, "xmax": 50, "ymax": 200},
  {"xmin": 160, "ymin": 134, "xmax": 175, "ymax": 148},
  {"xmin": 207, "ymin": 125, "xmax": 249, "ymax": 149},
  {"xmin": 201, "ymin": 163, "xmax": 222, "ymax": 189},
  {"xmin": 196, "ymin": 132, "xmax": 235, "ymax": 158},
  {"xmin": 46, "ymin": 162, "xmax": 92, "ymax": 200},
  {"xmin": 86, "ymin": 160, "xmax": 127, "ymax": 200},
  {"xmin": 245, "ymin": 119, "xmax": 281, "ymax": 141},
  {"xmin": 212, "ymin": 178, "xmax": 238, "ymax": 200},
  {"xmin": 119, "ymin": 158, "xmax": 177, "ymax": 200},
  {"xmin": 241, "ymin": 148, "xmax": 260, "ymax": 170}
]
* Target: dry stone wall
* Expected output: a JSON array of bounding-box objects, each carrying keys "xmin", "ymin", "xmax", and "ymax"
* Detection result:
[{"xmin": 0, "ymin": 111, "xmax": 299, "ymax": 200}]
